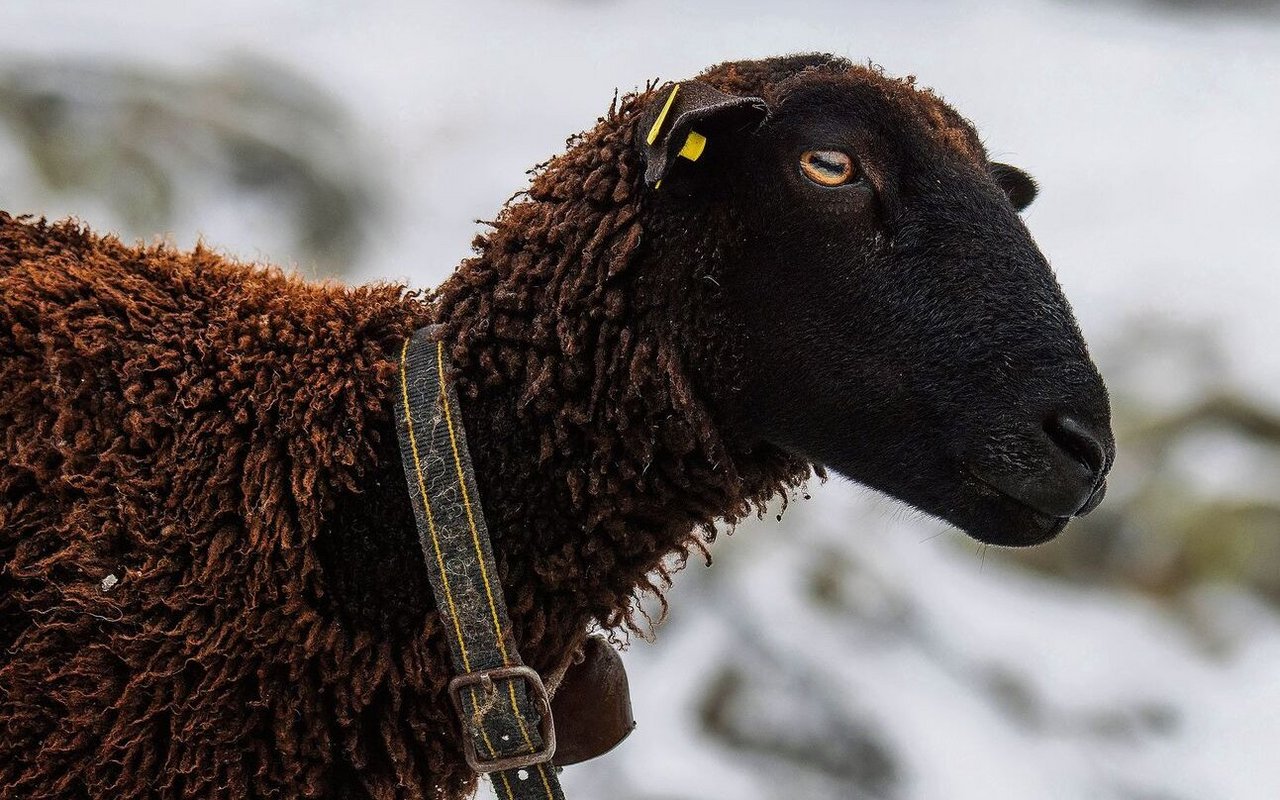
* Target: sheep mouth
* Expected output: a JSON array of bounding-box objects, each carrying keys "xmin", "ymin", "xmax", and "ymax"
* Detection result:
[
  {"xmin": 971, "ymin": 502, "xmax": 1071, "ymax": 548},
  {"xmin": 960, "ymin": 470, "xmax": 1074, "ymax": 547}
]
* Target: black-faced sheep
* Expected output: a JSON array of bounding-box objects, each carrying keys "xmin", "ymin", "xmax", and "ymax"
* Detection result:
[{"xmin": 0, "ymin": 53, "xmax": 1113, "ymax": 799}]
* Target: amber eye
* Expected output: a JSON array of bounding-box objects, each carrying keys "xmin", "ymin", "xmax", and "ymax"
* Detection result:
[{"xmin": 799, "ymin": 149, "xmax": 857, "ymax": 186}]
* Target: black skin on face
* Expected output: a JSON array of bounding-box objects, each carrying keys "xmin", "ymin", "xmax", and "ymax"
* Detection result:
[{"xmin": 650, "ymin": 75, "xmax": 1113, "ymax": 547}]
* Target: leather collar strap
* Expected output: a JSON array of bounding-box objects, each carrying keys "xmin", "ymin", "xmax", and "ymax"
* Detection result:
[{"xmin": 394, "ymin": 326, "xmax": 565, "ymax": 800}]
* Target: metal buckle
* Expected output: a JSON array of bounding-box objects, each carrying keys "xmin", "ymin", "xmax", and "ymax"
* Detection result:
[{"xmin": 448, "ymin": 665, "xmax": 557, "ymax": 774}]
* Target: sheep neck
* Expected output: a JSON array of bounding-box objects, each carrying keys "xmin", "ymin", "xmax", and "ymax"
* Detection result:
[{"xmin": 429, "ymin": 230, "xmax": 808, "ymax": 673}]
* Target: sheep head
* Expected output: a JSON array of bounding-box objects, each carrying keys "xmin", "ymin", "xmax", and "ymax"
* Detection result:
[
  {"xmin": 635, "ymin": 54, "xmax": 1114, "ymax": 547},
  {"xmin": 395, "ymin": 53, "xmax": 1116, "ymax": 654}
]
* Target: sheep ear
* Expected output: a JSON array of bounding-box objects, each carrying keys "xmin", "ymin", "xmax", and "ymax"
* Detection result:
[
  {"xmin": 637, "ymin": 81, "xmax": 768, "ymax": 188},
  {"xmin": 991, "ymin": 162, "xmax": 1038, "ymax": 211}
]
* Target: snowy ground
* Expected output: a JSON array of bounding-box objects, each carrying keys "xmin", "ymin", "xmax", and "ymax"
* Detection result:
[{"xmin": 3, "ymin": 1, "xmax": 1279, "ymax": 798}]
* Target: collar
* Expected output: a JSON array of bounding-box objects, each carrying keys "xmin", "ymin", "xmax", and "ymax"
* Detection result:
[{"xmin": 393, "ymin": 326, "xmax": 633, "ymax": 797}]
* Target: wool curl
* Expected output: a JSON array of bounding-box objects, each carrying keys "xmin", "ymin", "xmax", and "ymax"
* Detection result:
[{"xmin": 1, "ymin": 54, "xmax": 976, "ymax": 799}]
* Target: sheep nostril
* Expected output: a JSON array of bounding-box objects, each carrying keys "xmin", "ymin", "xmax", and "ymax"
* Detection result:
[
  {"xmin": 1044, "ymin": 413, "xmax": 1109, "ymax": 482},
  {"xmin": 971, "ymin": 412, "xmax": 1113, "ymax": 519}
]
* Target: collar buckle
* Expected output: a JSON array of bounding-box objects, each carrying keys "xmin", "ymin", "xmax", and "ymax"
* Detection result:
[{"xmin": 448, "ymin": 665, "xmax": 557, "ymax": 774}]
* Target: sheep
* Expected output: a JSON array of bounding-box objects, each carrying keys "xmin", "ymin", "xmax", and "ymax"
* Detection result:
[{"xmin": 0, "ymin": 53, "xmax": 1113, "ymax": 800}]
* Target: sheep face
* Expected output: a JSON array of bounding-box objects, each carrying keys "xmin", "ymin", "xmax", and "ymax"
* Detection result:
[{"xmin": 644, "ymin": 60, "xmax": 1114, "ymax": 546}]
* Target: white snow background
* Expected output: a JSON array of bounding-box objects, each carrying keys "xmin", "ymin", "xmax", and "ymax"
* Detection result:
[{"xmin": 2, "ymin": 1, "xmax": 1278, "ymax": 798}]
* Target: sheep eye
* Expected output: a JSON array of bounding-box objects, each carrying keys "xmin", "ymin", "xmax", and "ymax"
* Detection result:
[{"xmin": 799, "ymin": 149, "xmax": 856, "ymax": 186}]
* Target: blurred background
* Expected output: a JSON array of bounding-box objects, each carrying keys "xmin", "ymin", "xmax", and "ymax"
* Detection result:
[{"xmin": 3, "ymin": 1, "xmax": 1278, "ymax": 797}]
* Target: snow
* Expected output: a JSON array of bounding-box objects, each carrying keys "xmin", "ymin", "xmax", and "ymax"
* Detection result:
[
  {"xmin": 559, "ymin": 489, "xmax": 1280, "ymax": 799},
  {"xmin": 2, "ymin": 1, "xmax": 1278, "ymax": 797}
]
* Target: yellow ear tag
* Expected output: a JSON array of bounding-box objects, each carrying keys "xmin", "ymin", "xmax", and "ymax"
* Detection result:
[
  {"xmin": 655, "ymin": 131, "xmax": 709, "ymax": 190},
  {"xmin": 647, "ymin": 83, "xmax": 680, "ymax": 145},
  {"xmin": 678, "ymin": 130, "xmax": 707, "ymax": 161},
  {"xmin": 649, "ymin": 85, "xmax": 710, "ymax": 190}
]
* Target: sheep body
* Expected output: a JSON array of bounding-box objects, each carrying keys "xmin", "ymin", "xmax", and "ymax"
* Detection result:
[{"xmin": 0, "ymin": 53, "xmax": 1089, "ymax": 799}]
